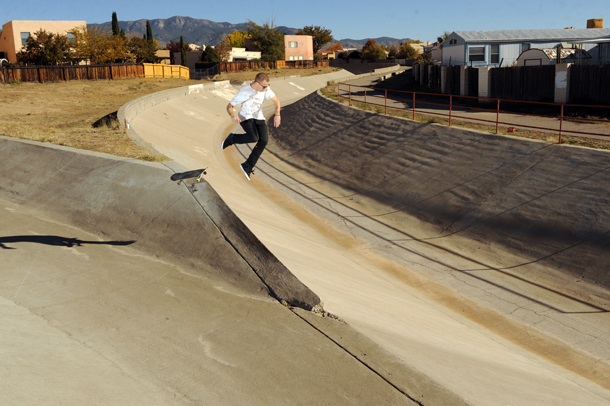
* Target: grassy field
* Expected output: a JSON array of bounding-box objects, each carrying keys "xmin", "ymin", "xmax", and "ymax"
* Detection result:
[{"xmin": 0, "ymin": 66, "xmax": 341, "ymax": 161}]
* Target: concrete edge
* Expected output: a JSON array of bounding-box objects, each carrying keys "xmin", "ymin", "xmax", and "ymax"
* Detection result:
[
  {"xmin": 188, "ymin": 181, "xmax": 322, "ymax": 310},
  {"xmin": 117, "ymin": 80, "xmax": 232, "ymax": 155},
  {"xmin": 161, "ymin": 161, "xmax": 321, "ymax": 310},
  {"xmin": 293, "ymin": 308, "xmax": 474, "ymax": 406}
]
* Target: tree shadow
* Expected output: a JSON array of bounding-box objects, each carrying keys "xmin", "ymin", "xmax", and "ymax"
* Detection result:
[{"xmin": 0, "ymin": 235, "xmax": 136, "ymax": 250}]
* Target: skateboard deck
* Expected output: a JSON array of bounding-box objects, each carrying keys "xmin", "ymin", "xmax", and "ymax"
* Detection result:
[{"xmin": 170, "ymin": 168, "xmax": 207, "ymax": 185}]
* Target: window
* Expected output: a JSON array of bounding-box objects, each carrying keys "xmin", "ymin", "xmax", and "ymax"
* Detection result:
[
  {"xmin": 468, "ymin": 46, "xmax": 485, "ymax": 62},
  {"xmin": 523, "ymin": 43, "xmax": 531, "ymax": 52},
  {"xmin": 289, "ymin": 41, "xmax": 297, "ymax": 48},
  {"xmin": 21, "ymin": 32, "xmax": 30, "ymax": 46},
  {"xmin": 490, "ymin": 44, "xmax": 499, "ymax": 64},
  {"xmin": 289, "ymin": 56, "xmax": 294, "ymax": 60}
]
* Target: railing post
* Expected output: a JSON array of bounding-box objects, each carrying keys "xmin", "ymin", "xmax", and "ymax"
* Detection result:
[
  {"xmin": 412, "ymin": 92, "xmax": 416, "ymax": 120},
  {"xmin": 385, "ymin": 89, "xmax": 388, "ymax": 115},
  {"xmin": 496, "ymin": 99, "xmax": 500, "ymax": 134},
  {"xmin": 349, "ymin": 85, "xmax": 352, "ymax": 106},
  {"xmin": 449, "ymin": 95, "xmax": 453, "ymax": 126},
  {"xmin": 559, "ymin": 104, "xmax": 564, "ymax": 144}
]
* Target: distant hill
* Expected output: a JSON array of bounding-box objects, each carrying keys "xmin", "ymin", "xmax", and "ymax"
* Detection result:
[
  {"xmin": 91, "ymin": 16, "xmax": 296, "ymax": 47},
  {"xmin": 337, "ymin": 37, "xmax": 414, "ymax": 49},
  {"xmin": 90, "ymin": 16, "xmax": 410, "ymax": 49}
]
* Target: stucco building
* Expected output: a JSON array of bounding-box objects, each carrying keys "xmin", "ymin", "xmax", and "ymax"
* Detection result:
[
  {"xmin": 284, "ymin": 35, "xmax": 313, "ymax": 61},
  {"xmin": 0, "ymin": 20, "xmax": 86, "ymax": 63}
]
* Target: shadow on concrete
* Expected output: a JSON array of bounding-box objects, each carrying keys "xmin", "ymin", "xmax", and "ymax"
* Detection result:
[
  {"xmin": 259, "ymin": 92, "xmax": 610, "ymax": 314},
  {"xmin": 0, "ymin": 235, "xmax": 135, "ymax": 250}
]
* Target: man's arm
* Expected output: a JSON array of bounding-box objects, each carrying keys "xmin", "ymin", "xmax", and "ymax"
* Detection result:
[
  {"xmin": 227, "ymin": 102, "xmax": 241, "ymax": 123},
  {"xmin": 272, "ymin": 96, "xmax": 281, "ymax": 128}
]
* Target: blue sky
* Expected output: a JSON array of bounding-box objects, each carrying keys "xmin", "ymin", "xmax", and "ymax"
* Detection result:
[{"xmin": 3, "ymin": 0, "xmax": 608, "ymax": 43}]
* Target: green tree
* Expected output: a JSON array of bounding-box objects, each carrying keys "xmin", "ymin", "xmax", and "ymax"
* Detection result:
[
  {"xmin": 111, "ymin": 12, "xmax": 120, "ymax": 36},
  {"xmin": 439, "ymin": 31, "xmax": 451, "ymax": 42},
  {"xmin": 246, "ymin": 20, "xmax": 284, "ymax": 62},
  {"xmin": 360, "ymin": 39, "xmax": 386, "ymax": 61},
  {"xmin": 180, "ymin": 36, "xmax": 188, "ymax": 66},
  {"xmin": 296, "ymin": 25, "xmax": 333, "ymax": 54},
  {"xmin": 146, "ymin": 21, "xmax": 153, "ymax": 43},
  {"xmin": 397, "ymin": 42, "xmax": 418, "ymax": 59},
  {"xmin": 416, "ymin": 51, "xmax": 433, "ymax": 65},
  {"xmin": 69, "ymin": 25, "xmax": 129, "ymax": 64},
  {"xmin": 200, "ymin": 46, "xmax": 221, "ymax": 63},
  {"xmin": 16, "ymin": 29, "xmax": 72, "ymax": 65},
  {"xmin": 128, "ymin": 36, "xmax": 157, "ymax": 63}
]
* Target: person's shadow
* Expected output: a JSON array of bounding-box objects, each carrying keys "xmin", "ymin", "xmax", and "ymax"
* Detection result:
[{"xmin": 0, "ymin": 235, "xmax": 135, "ymax": 250}]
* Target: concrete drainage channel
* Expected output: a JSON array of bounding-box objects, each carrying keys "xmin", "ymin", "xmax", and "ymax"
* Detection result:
[{"xmin": 0, "ymin": 135, "xmax": 471, "ymax": 405}]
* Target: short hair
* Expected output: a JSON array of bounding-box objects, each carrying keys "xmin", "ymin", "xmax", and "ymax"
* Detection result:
[{"xmin": 255, "ymin": 72, "xmax": 269, "ymax": 83}]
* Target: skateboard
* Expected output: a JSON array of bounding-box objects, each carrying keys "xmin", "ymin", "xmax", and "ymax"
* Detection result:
[{"xmin": 170, "ymin": 168, "xmax": 207, "ymax": 185}]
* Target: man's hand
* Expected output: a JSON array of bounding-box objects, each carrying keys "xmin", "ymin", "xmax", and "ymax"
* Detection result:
[
  {"xmin": 232, "ymin": 115, "xmax": 241, "ymax": 124},
  {"xmin": 273, "ymin": 115, "xmax": 281, "ymax": 128}
]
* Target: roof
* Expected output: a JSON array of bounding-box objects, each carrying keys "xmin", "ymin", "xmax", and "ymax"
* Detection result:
[
  {"xmin": 454, "ymin": 28, "xmax": 610, "ymax": 42},
  {"xmin": 519, "ymin": 48, "xmax": 592, "ymax": 60}
]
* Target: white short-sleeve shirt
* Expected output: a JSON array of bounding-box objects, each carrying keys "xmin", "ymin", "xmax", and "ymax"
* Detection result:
[{"xmin": 230, "ymin": 84, "xmax": 276, "ymax": 121}]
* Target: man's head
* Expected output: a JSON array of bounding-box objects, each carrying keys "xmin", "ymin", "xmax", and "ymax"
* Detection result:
[{"xmin": 252, "ymin": 72, "xmax": 270, "ymax": 92}]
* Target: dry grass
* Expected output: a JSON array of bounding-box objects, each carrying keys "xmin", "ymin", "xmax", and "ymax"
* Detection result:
[
  {"xmin": 0, "ymin": 66, "xmax": 341, "ymax": 161},
  {"xmin": 321, "ymin": 83, "xmax": 610, "ymax": 151}
]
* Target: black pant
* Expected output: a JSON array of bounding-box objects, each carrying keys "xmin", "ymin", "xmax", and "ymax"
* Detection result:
[{"xmin": 231, "ymin": 119, "xmax": 268, "ymax": 168}]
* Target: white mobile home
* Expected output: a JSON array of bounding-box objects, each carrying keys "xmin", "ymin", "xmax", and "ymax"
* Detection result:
[{"xmin": 442, "ymin": 27, "xmax": 610, "ymax": 67}]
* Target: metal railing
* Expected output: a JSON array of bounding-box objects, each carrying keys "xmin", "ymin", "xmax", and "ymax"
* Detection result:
[{"xmin": 337, "ymin": 83, "xmax": 610, "ymax": 144}]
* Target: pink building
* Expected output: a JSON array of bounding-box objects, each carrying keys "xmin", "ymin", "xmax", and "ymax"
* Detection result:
[{"xmin": 284, "ymin": 35, "xmax": 313, "ymax": 61}]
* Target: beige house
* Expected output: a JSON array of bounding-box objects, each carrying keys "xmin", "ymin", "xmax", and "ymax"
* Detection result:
[
  {"xmin": 284, "ymin": 35, "xmax": 313, "ymax": 61},
  {"xmin": 227, "ymin": 47, "xmax": 261, "ymax": 62},
  {"xmin": 0, "ymin": 20, "xmax": 86, "ymax": 63}
]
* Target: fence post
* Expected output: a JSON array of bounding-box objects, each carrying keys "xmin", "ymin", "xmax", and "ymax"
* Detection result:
[
  {"xmin": 385, "ymin": 89, "xmax": 388, "ymax": 115},
  {"xmin": 554, "ymin": 63, "xmax": 570, "ymax": 104},
  {"xmin": 364, "ymin": 88, "xmax": 367, "ymax": 110},
  {"xmin": 349, "ymin": 85, "xmax": 352, "ymax": 106},
  {"xmin": 412, "ymin": 92, "xmax": 416, "ymax": 120},
  {"xmin": 559, "ymin": 104, "xmax": 564, "ymax": 144},
  {"xmin": 449, "ymin": 95, "xmax": 453, "ymax": 126},
  {"xmin": 496, "ymin": 99, "xmax": 500, "ymax": 134}
]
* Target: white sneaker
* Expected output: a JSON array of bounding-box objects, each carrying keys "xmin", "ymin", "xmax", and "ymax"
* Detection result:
[{"xmin": 240, "ymin": 163, "xmax": 253, "ymax": 181}]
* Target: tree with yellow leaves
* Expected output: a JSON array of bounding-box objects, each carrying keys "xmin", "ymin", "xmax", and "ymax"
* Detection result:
[{"xmin": 69, "ymin": 25, "xmax": 129, "ymax": 64}]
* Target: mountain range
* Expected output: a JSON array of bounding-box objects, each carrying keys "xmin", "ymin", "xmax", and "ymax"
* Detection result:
[{"xmin": 91, "ymin": 16, "xmax": 412, "ymax": 49}]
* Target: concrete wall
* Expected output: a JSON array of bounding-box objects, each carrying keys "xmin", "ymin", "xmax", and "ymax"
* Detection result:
[{"xmin": 271, "ymin": 91, "xmax": 610, "ymax": 307}]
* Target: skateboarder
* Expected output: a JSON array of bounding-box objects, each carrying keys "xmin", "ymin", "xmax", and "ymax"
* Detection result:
[{"xmin": 222, "ymin": 73, "xmax": 281, "ymax": 180}]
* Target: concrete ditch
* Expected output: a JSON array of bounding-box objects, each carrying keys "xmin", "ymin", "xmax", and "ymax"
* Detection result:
[{"xmin": 0, "ymin": 135, "xmax": 320, "ymax": 310}]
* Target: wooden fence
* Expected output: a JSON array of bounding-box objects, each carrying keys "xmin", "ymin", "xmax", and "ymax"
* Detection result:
[
  {"xmin": 218, "ymin": 60, "xmax": 328, "ymax": 73},
  {"xmin": 0, "ymin": 63, "xmax": 190, "ymax": 84},
  {"xmin": 570, "ymin": 64, "xmax": 610, "ymax": 105},
  {"xmin": 142, "ymin": 63, "xmax": 189, "ymax": 79},
  {"xmin": 0, "ymin": 64, "xmax": 144, "ymax": 84},
  {"xmin": 490, "ymin": 65, "xmax": 555, "ymax": 103},
  {"xmin": 417, "ymin": 64, "xmax": 610, "ymax": 104}
]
